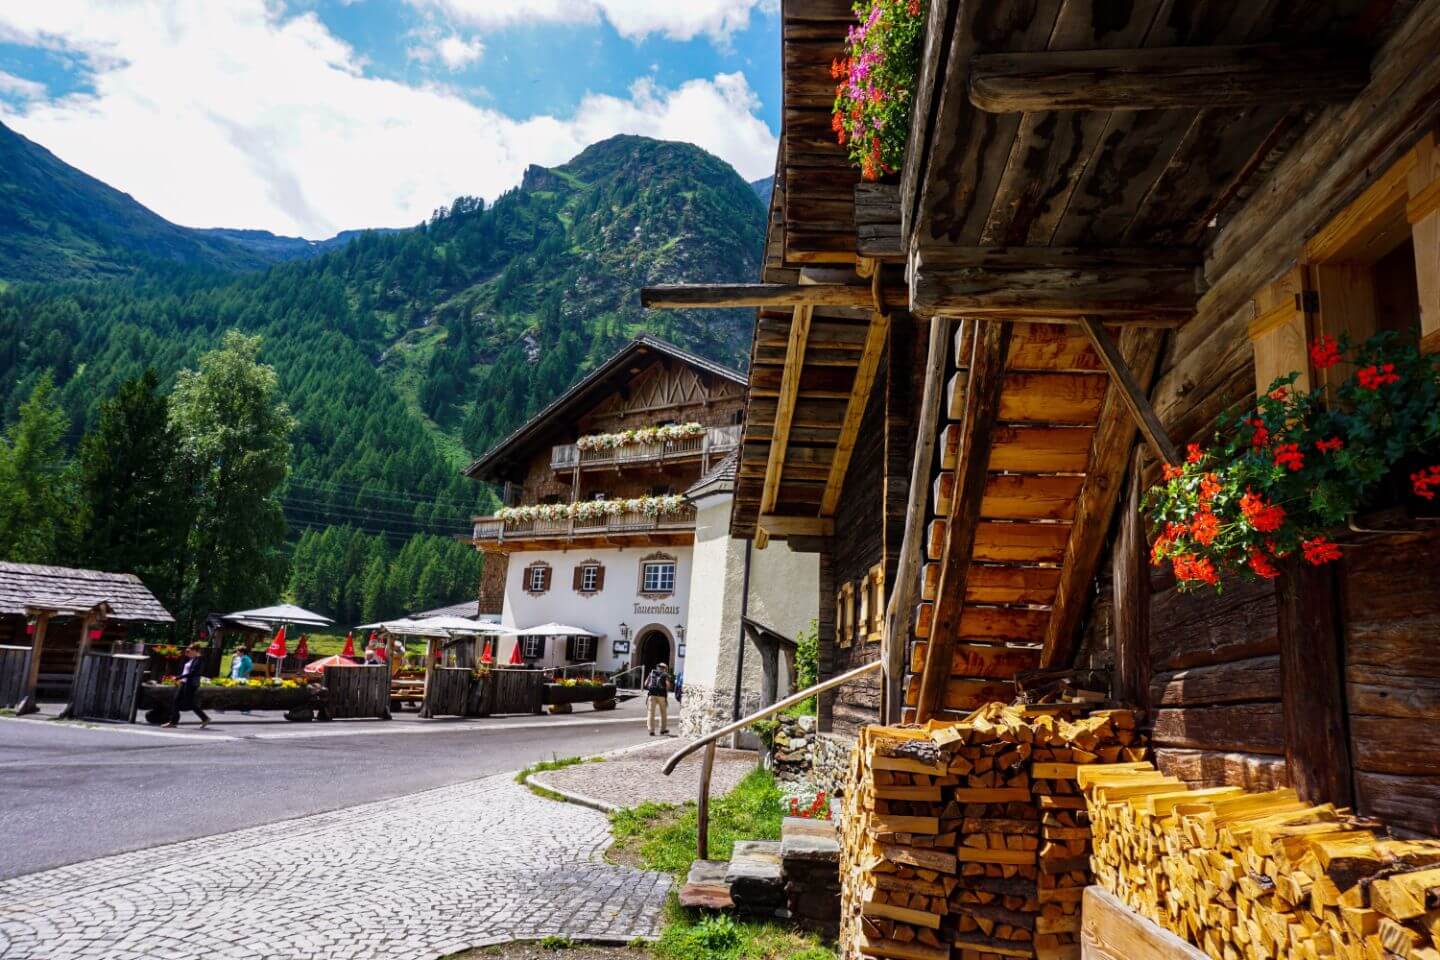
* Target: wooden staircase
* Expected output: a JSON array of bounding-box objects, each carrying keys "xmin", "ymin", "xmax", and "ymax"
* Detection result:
[{"xmin": 909, "ymin": 320, "xmax": 1162, "ymax": 721}]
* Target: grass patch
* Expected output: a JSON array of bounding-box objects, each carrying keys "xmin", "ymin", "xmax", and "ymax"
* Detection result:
[
  {"xmin": 608, "ymin": 767, "xmax": 834, "ymax": 960},
  {"xmin": 516, "ymin": 754, "xmax": 600, "ymax": 801}
]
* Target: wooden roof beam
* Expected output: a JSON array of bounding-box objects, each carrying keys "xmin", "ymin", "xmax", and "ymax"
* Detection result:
[
  {"xmin": 910, "ymin": 246, "xmax": 1199, "ymax": 323},
  {"xmin": 819, "ymin": 305, "xmax": 891, "ymax": 517},
  {"xmin": 969, "ymin": 45, "xmax": 1369, "ymax": 113},
  {"xmin": 914, "ymin": 319, "xmax": 1012, "ymax": 723},
  {"xmin": 755, "ymin": 305, "xmax": 813, "ymax": 549},
  {"xmin": 641, "ymin": 282, "xmax": 904, "ymax": 311},
  {"xmin": 758, "ymin": 514, "xmax": 834, "ymax": 538}
]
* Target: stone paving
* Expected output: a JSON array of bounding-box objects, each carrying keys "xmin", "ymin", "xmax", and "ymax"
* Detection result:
[
  {"xmin": 532, "ymin": 740, "xmax": 758, "ymax": 810},
  {"xmin": 0, "ymin": 773, "xmax": 670, "ymax": 960}
]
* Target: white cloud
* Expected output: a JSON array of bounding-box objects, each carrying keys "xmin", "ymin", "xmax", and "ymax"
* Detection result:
[
  {"xmin": 434, "ymin": 33, "xmax": 484, "ymax": 69},
  {"xmin": 410, "ymin": 0, "xmax": 767, "ymax": 44},
  {"xmin": 0, "ymin": 70, "xmax": 46, "ymax": 100},
  {"xmin": 0, "ymin": 0, "xmax": 777, "ymax": 238}
]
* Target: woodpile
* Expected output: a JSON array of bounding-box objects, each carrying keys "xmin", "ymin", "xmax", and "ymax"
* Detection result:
[
  {"xmin": 839, "ymin": 703, "xmax": 1147, "ymax": 960},
  {"xmin": 1081, "ymin": 761, "xmax": 1440, "ymax": 960}
]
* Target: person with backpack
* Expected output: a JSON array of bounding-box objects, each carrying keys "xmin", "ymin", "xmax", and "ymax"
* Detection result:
[{"xmin": 643, "ymin": 662, "xmax": 672, "ymax": 736}]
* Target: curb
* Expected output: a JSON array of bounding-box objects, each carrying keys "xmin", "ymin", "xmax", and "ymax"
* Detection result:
[{"xmin": 521, "ymin": 739, "xmax": 673, "ymax": 814}]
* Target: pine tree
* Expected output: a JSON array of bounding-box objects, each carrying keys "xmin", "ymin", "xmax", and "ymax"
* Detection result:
[{"xmin": 0, "ymin": 373, "xmax": 79, "ymax": 564}]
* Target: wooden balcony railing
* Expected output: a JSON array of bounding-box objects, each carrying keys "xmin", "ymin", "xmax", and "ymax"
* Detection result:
[
  {"xmin": 472, "ymin": 503, "xmax": 699, "ymax": 543},
  {"xmin": 550, "ymin": 424, "xmax": 741, "ymax": 471}
]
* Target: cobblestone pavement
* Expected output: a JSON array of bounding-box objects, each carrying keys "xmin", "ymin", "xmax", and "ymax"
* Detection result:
[
  {"xmin": 532, "ymin": 740, "xmax": 757, "ymax": 809},
  {"xmin": 0, "ymin": 773, "xmax": 670, "ymax": 960}
]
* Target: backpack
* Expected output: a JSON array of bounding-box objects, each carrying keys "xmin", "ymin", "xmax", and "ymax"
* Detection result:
[{"xmin": 645, "ymin": 670, "xmax": 669, "ymax": 695}]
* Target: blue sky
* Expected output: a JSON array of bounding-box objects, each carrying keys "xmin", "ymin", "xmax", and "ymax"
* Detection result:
[{"xmin": 0, "ymin": 0, "xmax": 782, "ymax": 237}]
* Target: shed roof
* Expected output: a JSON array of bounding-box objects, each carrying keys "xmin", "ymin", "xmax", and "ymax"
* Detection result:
[
  {"xmin": 0, "ymin": 562, "xmax": 174, "ymax": 622},
  {"xmin": 686, "ymin": 449, "xmax": 740, "ymax": 501}
]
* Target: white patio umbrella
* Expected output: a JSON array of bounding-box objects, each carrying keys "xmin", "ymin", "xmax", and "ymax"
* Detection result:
[{"xmin": 223, "ymin": 604, "xmax": 334, "ymax": 627}]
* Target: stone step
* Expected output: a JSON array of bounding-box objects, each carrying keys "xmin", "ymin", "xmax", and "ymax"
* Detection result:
[
  {"xmin": 780, "ymin": 816, "xmax": 839, "ymax": 864},
  {"xmin": 726, "ymin": 840, "xmax": 786, "ymax": 911},
  {"xmin": 678, "ymin": 859, "xmax": 733, "ymax": 910}
]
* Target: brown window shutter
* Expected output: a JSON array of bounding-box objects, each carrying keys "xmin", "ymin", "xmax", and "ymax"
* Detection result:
[
  {"xmin": 594, "ymin": 565, "xmax": 605, "ymax": 590},
  {"xmin": 573, "ymin": 566, "xmax": 583, "ymax": 591},
  {"xmin": 541, "ymin": 567, "xmax": 551, "ymax": 592}
]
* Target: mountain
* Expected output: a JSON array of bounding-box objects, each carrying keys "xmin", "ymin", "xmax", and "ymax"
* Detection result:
[
  {"xmin": 0, "ymin": 121, "xmax": 306, "ymax": 279},
  {"xmin": 751, "ymin": 176, "xmax": 774, "ymax": 206},
  {"xmin": 0, "ymin": 134, "xmax": 766, "ymax": 544},
  {"xmin": 192, "ymin": 226, "xmax": 404, "ymax": 263}
]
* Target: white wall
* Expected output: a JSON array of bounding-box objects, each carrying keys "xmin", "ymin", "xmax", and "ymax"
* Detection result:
[{"xmin": 499, "ymin": 544, "xmax": 693, "ymax": 674}]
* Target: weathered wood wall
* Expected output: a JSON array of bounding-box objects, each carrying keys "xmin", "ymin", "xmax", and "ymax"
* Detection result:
[
  {"xmin": 1340, "ymin": 533, "xmax": 1440, "ymax": 836},
  {"xmin": 69, "ymin": 653, "xmax": 147, "ymax": 723},
  {"xmin": 0, "ymin": 645, "xmax": 30, "ymax": 708},
  {"xmin": 324, "ymin": 665, "xmax": 390, "ymax": 720}
]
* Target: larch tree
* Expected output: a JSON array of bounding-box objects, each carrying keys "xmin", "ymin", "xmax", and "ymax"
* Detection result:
[{"xmin": 0, "ymin": 373, "xmax": 78, "ymax": 564}]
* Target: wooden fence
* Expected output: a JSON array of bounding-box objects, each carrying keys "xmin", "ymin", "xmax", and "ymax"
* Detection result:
[
  {"xmin": 324, "ymin": 665, "xmax": 390, "ymax": 720},
  {"xmin": 0, "ymin": 645, "xmax": 28, "ymax": 709},
  {"xmin": 69, "ymin": 653, "xmax": 147, "ymax": 722},
  {"xmin": 421, "ymin": 666, "xmax": 471, "ymax": 718},
  {"xmin": 491, "ymin": 667, "xmax": 546, "ymax": 715}
]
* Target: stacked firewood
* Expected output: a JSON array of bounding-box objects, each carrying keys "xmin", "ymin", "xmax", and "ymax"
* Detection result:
[
  {"xmin": 1081, "ymin": 761, "xmax": 1440, "ymax": 960},
  {"xmin": 838, "ymin": 704, "xmax": 1147, "ymax": 960}
]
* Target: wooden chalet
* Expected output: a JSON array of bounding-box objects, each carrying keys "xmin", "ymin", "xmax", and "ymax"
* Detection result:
[{"xmin": 646, "ymin": 0, "xmax": 1440, "ymax": 854}]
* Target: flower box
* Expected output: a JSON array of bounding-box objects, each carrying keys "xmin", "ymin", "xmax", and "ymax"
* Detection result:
[
  {"xmin": 138, "ymin": 681, "xmax": 321, "ymax": 720},
  {"xmin": 542, "ymin": 682, "xmax": 616, "ymax": 706}
]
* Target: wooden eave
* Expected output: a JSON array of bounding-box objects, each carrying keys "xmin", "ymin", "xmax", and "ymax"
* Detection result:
[{"xmin": 899, "ymin": 0, "xmax": 1405, "ymax": 721}]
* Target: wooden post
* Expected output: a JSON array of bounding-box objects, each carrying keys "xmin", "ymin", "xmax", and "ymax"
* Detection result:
[
  {"xmin": 1276, "ymin": 557, "xmax": 1354, "ymax": 806},
  {"xmin": 15, "ymin": 611, "xmax": 51, "ymax": 716},
  {"xmin": 881, "ymin": 315, "xmax": 950, "ymax": 724},
  {"xmin": 419, "ymin": 635, "xmax": 436, "ymax": 719},
  {"xmin": 58, "ymin": 607, "xmax": 105, "ymax": 721},
  {"xmin": 696, "ymin": 740, "xmax": 716, "ymax": 861},
  {"xmin": 1111, "ymin": 460, "xmax": 1151, "ymax": 709}
]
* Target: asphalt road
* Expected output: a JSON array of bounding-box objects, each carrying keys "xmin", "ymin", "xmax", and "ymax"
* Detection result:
[{"xmin": 0, "ymin": 701, "xmax": 657, "ymax": 880}]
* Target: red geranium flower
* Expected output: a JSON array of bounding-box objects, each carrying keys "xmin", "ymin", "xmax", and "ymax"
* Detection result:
[
  {"xmin": 1356, "ymin": 362, "xmax": 1399, "ymax": 390},
  {"xmin": 1239, "ymin": 491, "xmax": 1286, "ymax": 533},
  {"xmin": 1186, "ymin": 443, "xmax": 1204, "ymax": 464},
  {"xmin": 1315, "ymin": 437, "xmax": 1344, "ymax": 454},
  {"xmin": 1302, "ymin": 536, "xmax": 1342, "ymax": 565},
  {"xmin": 1268, "ymin": 387, "xmax": 1288, "ymax": 402},
  {"xmin": 1173, "ymin": 554, "xmax": 1219, "ymax": 586},
  {"xmin": 1198, "ymin": 473, "xmax": 1221, "ymax": 504},
  {"xmin": 1309, "ymin": 335, "xmax": 1341, "ymax": 370},
  {"xmin": 1412, "ymin": 465, "xmax": 1440, "ymax": 501},
  {"xmin": 1162, "ymin": 463, "xmax": 1185, "ymax": 481},
  {"xmin": 1248, "ymin": 549, "xmax": 1280, "ymax": 580},
  {"xmin": 1273, "ymin": 443, "xmax": 1304, "ymax": 472},
  {"xmin": 1189, "ymin": 511, "xmax": 1220, "ymax": 546},
  {"xmin": 1249, "ymin": 418, "xmax": 1269, "ymax": 449}
]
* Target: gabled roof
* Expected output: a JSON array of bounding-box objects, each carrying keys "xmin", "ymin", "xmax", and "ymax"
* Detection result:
[
  {"xmin": 0, "ymin": 562, "xmax": 174, "ymax": 622},
  {"xmin": 463, "ymin": 334, "xmax": 746, "ymax": 483},
  {"xmin": 685, "ymin": 449, "xmax": 739, "ymax": 501}
]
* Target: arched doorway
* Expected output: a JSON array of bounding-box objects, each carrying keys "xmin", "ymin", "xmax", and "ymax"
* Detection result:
[{"xmin": 638, "ymin": 630, "xmax": 671, "ymax": 677}]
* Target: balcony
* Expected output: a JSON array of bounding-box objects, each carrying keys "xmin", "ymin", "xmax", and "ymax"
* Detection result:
[
  {"xmin": 473, "ymin": 503, "xmax": 698, "ymax": 545},
  {"xmin": 550, "ymin": 424, "xmax": 741, "ymax": 472}
]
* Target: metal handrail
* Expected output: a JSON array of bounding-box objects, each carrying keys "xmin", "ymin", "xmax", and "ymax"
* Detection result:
[
  {"xmin": 661, "ymin": 659, "xmax": 882, "ymax": 776},
  {"xmin": 660, "ymin": 659, "xmax": 880, "ymax": 859},
  {"xmin": 610, "ymin": 664, "xmax": 644, "ymax": 688}
]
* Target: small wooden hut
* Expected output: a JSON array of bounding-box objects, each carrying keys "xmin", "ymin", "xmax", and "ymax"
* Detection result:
[{"xmin": 0, "ymin": 561, "xmax": 173, "ymax": 711}]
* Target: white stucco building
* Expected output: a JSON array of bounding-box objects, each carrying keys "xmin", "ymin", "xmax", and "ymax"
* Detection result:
[{"xmin": 464, "ymin": 336, "xmax": 818, "ymax": 716}]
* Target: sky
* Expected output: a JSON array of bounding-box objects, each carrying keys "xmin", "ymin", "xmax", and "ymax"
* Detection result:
[{"xmin": 0, "ymin": 0, "xmax": 781, "ymax": 239}]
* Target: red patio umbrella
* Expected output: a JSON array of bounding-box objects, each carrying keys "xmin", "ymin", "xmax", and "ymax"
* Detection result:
[
  {"xmin": 341, "ymin": 632, "xmax": 355, "ymax": 658},
  {"xmin": 508, "ymin": 637, "xmax": 525, "ymax": 665},
  {"xmin": 295, "ymin": 634, "xmax": 310, "ymax": 660},
  {"xmin": 304, "ymin": 654, "xmax": 359, "ymax": 675},
  {"xmin": 480, "ymin": 640, "xmax": 494, "ymax": 664},
  {"xmin": 266, "ymin": 625, "xmax": 288, "ymax": 659}
]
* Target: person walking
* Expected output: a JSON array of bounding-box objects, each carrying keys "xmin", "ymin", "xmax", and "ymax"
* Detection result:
[
  {"xmin": 230, "ymin": 644, "xmax": 254, "ymax": 715},
  {"xmin": 163, "ymin": 643, "xmax": 211, "ymax": 729},
  {"xmin": 643, "ymin": 662, "xmax": 672, "ymax": 736}
]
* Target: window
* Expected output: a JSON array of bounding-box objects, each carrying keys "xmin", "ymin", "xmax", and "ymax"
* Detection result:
[
  {"xmin": 642, "ymin": 561, "xmax": 676, "ymax": 594},
  {"xmin": 524, "ymin": 563, "xmax": 551, "ymax": 594},
  {"xmin": 520, "ymin": 635, "xmax": 545, "ymax": 659},
  {"xmin": 566, "ymin": 635, "xmax": 596, "ymax": 661},
  {"xmin": 573, "ymin": 561, "xmax": 604, "ymax": 594},
  {"xmin": 866, "ymin": 563, "xmax": 886, "ymax": 642},
  {"xmin": 836, "ymin": 582, "xmax": 854, "ymax": 649}
]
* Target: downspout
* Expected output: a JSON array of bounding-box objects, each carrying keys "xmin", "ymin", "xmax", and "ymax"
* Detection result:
[{"xmin": 730, "ymin": 537, "xmax": 753, "ymax": 721}]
